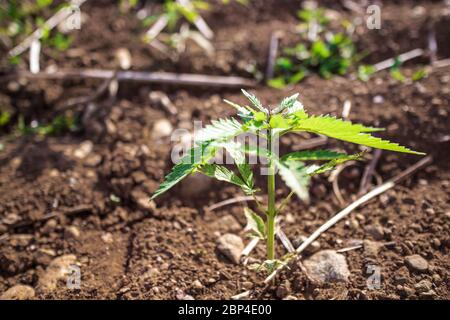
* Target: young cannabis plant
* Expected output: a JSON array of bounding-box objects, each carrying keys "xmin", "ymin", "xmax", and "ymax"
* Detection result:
[{"xmin": 151, "ymin": 90, "xmax": 423, "ymax": 271}]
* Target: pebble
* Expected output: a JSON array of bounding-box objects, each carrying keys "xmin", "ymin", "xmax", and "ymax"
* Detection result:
[
  {"xmin": 74, "ymin": 141, "xmax": 93, "ymax": 159},
  {"xmin": 373, "ymin": 95, "xmax": 384, "ymax": 104},
  {"xmin": 152, "ymin": 119, "xmax": 173, "ymax": 139},
  {"xmin": 404, "ymin": 254, "xmax": 429, "ymax": 273},
  {"xmin": 192, "ymin": 280, "xmax": 203, "ymax": 290},
  {"xmin": 303, "ymin": 250, "xmax": 350, "ymax": 284},
  {"xmin": 9, "ymin": 234, "xmax": 33, "ymax": 247},
  {"xmin": 38, "ymin": 254, "xmax": 78, "ymax": 292},
  {"xmin": 101, "ymin": 233, "xmax": 114, "ymax": 244},
  {"xmin": 275, "ymin": 280, "xmax": 291, "ymax": 299},
  {"xmin": 216, "ymin": 234, "xmax": 244, "ymax": 264},
  {"xmin": 64, "ymin": 226, "xmax": 80, "ymax": 239},
  {"xmin": 363, "ymin": 240, "xmax": 382, "ymax": 257},
  {"xmin": 414, "ymin": 279, "xmax": 432, "ymax": 293},
  {"xmin": 115, "ymin": 48, "xmax": 132, "ymax": 70},
  {"xmin": 0, "ymin": 285, "xmax": 35, "ymax": 300},
  {"xmin": 365, "ymin": 224, "xmax": 384, "ymax": 240}
]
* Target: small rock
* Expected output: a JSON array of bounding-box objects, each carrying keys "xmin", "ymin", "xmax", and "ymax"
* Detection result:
[
  {"xmin": 64, "ymin": 226, "xmax": 80, "ymax": 239},
  {"xmin": 414, "ymin": 279, "xmax": 432, "ymax": 293},
  {"xmin": 9, "ymin": 234, "xmax": 33, "ymax": 247},
  {"xmin": 419, "ymin": 290, "xmax": 437, "ymax": 299},
  {"xmin": 365, "ymin": 224, "xmax": 384, "ymax": 240},
  {"xmin": 84, "ymin": 153, "xmax": 102, "ymax": 167},
  {"xmin": 216, "ymin": 233, "xmax": 244, "ymax": 264},
  {"xmin": 180, "ymin": 173, "xmax": 212, "ymax": 198},
  {"xmin": 363, "ymin": 240, "xmax": 382, "ymax": 257},
  {"xmin": 152, "ymin": 119, "xmax": 173, "ymax": 139},
  {"xmin": 283, "ymin": 295, "xmax": 298, "ymax": 300},
  {"xmin": 405, "ymin": 254, "xmax": 428, "ymax": 273},
  {"xmin": 303, "ymin": 250, "xmax": 350, "ymax": 284},
  {"xmin": 74, "ymin": 140, "xmax": 94, "ymax": 159},
  {"xmin": 38, "ymin": 254, "xmax": 77, "ymax": 292},
  {"xmin": 373, "ymin": 95, "xmax": 384, "ymax": 104},
  {"xmin": 101, "ymin": 233, "xmax": 114, "ymax": 244},
  {"xmin": 276, "ymin": 280, "xmax": 291, "ymax": 299},
  {"xmin": 192, "ymin": 280, "xmax": 203, "ymax": 290},
  {"xmin": 115, "ymin": 48, "xmax": 132, "ymax": 70},
  {"xmin": 131, "ymin": 190, "xmax": 155, "ymax": 212},
  {"xmin": 0, "ymin": 285, "xmax": 35, "ymax": 300}
]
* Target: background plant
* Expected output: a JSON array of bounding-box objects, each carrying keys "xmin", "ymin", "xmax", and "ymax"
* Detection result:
[
  {"xmin": 268, "ymin": 7, "xmax": 366, "ymax": 88},
  {"xmin": 0, "ymin": 0, "xmax": 74, "ymax": 65},
  {"xmin": 151, "ymin": 91, "xmax": 423, "ymax": 272}
]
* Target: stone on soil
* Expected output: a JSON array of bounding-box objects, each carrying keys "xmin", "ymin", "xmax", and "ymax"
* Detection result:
[
  {"xmin": 0, "ymin": 285, "xmax": 35, "ymax": 300},
  {"xmin": 216, "ymin": 233, "xmax": 244, "ymax": 264},
  {"xmin": 303, "ymin": 250, "xmax": 350, "ymax": 284},
  {"xmin": 38, "ymin": 254, "xmax": 78, "ymax": 292},
  {"xmin": 404, "ymin": 254, "xmax": 429, "ymax": 273}
]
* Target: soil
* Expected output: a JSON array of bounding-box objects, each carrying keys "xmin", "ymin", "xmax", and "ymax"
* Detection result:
[{"xmin": 0, "ymin": 0, "xmax": 449, "ymax": 300}]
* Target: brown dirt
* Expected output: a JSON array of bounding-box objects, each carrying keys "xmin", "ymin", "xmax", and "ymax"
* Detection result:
[{"xmin": 0, "ymin": 0, "xmax": 449, "ymax": 300}]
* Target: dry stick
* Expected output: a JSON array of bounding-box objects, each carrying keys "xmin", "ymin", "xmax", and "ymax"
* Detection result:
[
  {"xmin": 359, "ymin": 149, "xmax": 382, "ymax": 196},
  {"xmin": 8, "ymin": 0, "xmax": 87, "ymax": 57},
  {"xmin": 265, "ymin": 32, "xmax": 281, "ymax": 80},
  {"xmin": 241, "ymin": 238, "xmax": 260, "ymax": 266},
  {"xmin": 176, "ymin": 0, "xmax": 214, "ymax": 39},
  {"xmin": 207, "ymin": 195, "xmax": 258, "ymax": 211},
  {"xmin": 427, "ymin": 26, "xmax": 438, "ymax": 65},
  {"xmin": 146, "ymin": 15, "xmax": 169, "ymax": 40},
  {"xmin": 372, "ymin": 48, "xmax": 424, "ymax": 73},
  {"xmin": 264, "ymin": 155, "xmax": 433, "ymax": 284},
  {"xmin": 276, "ymin": 228, "xmax": 295, "ymax": 253},
  {"xmin": 5, "ymin": 69, "xmax": 257, "ymax": 88},
  {"xmin": 56, "ymin": 73, "xmax": 117, "ymax": 111},
  {"xmin": 341, "ymin": 0, "xmax": 364, "ymax": 14},
  {"xmin": 432, "ymin": 58, "xmax": 450, "ymax": 69}
]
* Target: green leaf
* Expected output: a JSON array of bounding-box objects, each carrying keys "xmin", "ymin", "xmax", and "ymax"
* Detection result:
[
  {"xmin": 199, "ymin": 164, "xmax": 255, "ymax": 195},
  {"xmin": 150, "ymin": 162, "xmax": 195, "ymax": 200},
  {"xmin": 241, "ymin": 89, "xmax": 268, "ymax": 113},
  {"xmin": 309, "ymin": 153, "xmax": 364, "ymax": 175},
  {"xmin": 412, "ymin": 69, "xmax": 427, "ymax": 81},
  {"xmin": 281, "ymin": 150, "xmax": 350, "ymax": 162},
  {"xmin": 224, "ymin": 99, "xmax": 252, "ymax": 120},
  {"xmin": 216, "ymin": 140, "xmax": 255, "ymax": 192},
  {"xmin": 244, "ymin": 207, "xmax": 266, "ymax": 239},
  {"xmin": 293, "ymin": 115, "xmax": 424, "ymax": 154},
  {"xmin": 269, "ymin": 114, "xmax": 289, "ymax": 129},
  {"xmin": 150, "ymin": 145, "xmax": 215, "ymax": 200},
  {"xmin": 272, "ymin": 93, "xmax": 299, "ymax": 114},
  {"xmin": 275, "ymin": 159, "xmax": 310, "ymax": 202},
  {"xmin": 196, "ymin": 118, "xmax": 244, "ymax": 143}
]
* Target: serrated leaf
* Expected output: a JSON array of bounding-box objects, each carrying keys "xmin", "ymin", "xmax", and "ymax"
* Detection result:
[
  {"xmin": 224, "ymin": 99, "xmax": 252, "ymax": 121},
  {"xmin": 269, "ymin": 114, "xmax": 290, "ymax": 129},
  {"xmin": 275, "ymin": 159, "xmax": 310, "ymax": 202},
  {"xmin": 294, "ymin": 115, "xmax": 424, "ymax": 155},
  {"xmin": 151, "ymin": 144, "xmax": 216, "ymax": 200},
  {"xmin": 196, "ymin": 117, "xmax": 244, "ymax": 143},
  {"xmin": 272, "ymin": 93, "xmax": 299, "ymax": 114},
  {"xmin": 309, "ymin": 152, "xmax": 364, "ymax": 175},
  {"xmin": 281, "ymin": 150, "xmax": 349, "ymax": 162},
  {"xmin": 244, "ymin": 207, "xmax": 266, "ymax": 239},
  {"xmin": 199, "ymin": 164, "xmax": 255, "ymax": 195},
  {"xmin": 216, "ymin": 140, "xmax": 255, "ymax": 191},
  {"xmin": 241, "ymin": 89, "xmax": 268, "ymax": 113}
]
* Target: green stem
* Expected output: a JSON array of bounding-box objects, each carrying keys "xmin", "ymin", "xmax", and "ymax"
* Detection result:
[{"xmin": 266, "ymin": 130, "xmax": 276, "ymax": 261}]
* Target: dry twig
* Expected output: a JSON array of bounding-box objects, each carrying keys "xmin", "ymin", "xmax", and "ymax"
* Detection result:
[{"xmin": 264, "ymin": 156, "xmax": 433, "ymax": 284}]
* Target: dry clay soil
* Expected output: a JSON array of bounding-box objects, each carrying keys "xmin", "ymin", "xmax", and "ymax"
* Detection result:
[{"xmin": 0, "ymin": 0, "xmax": 449, "ymax": 300}]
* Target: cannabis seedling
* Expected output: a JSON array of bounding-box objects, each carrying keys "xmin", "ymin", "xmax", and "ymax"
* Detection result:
[{"xmin": 151, "ymin": 90, "xmax": 423, "ymax": 270}]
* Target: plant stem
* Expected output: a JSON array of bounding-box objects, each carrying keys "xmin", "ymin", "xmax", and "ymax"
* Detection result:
[{"xmin": 266, "ymin": 130, "xmax": 276, "ymax": 260}]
